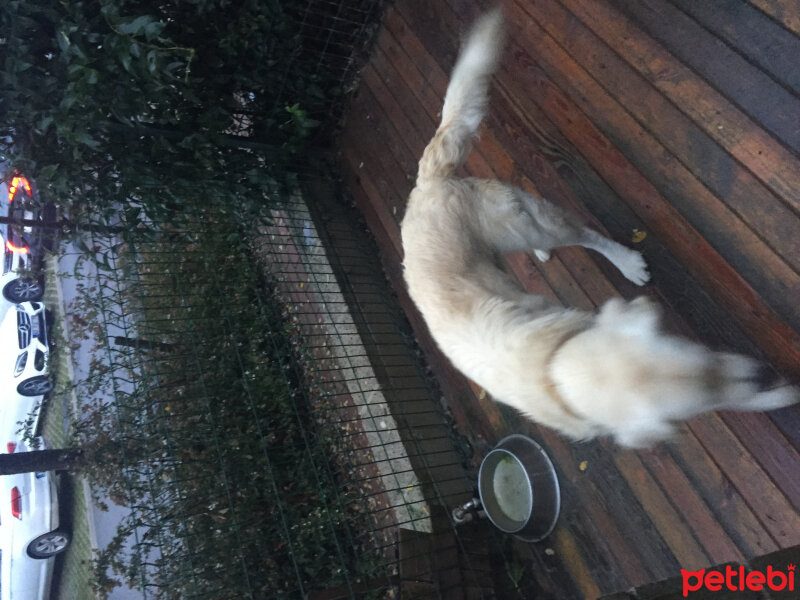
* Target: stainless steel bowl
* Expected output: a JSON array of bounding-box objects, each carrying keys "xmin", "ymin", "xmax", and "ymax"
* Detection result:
[{"xmin": 477, "ymin": 434, "xmax": 560, "ymax": 542}]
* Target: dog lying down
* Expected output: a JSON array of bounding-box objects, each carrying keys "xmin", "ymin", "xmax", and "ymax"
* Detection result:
[{"xmin": 400, "ymin": 10, "xmax": 798, "ymax": 448}]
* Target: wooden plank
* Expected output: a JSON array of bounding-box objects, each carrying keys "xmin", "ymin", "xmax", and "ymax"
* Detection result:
[
  {"xmin": 378, "ymin": 0, "xmax": 800, "ymax": 500},
  {"xmin": 486, "ymin": 57, "xmax": 800, "ymax": 453},
  {"xmin": 506, "ymin": 231, "xmax": 742, "ymax": 569},
  {"xmin": 403, "ymin": 0, "xmax": 795, "ymax": 563},
  {"xmin": 340, "ymin": 95, "xmax": 406, "ymax": 252},
  {"xmin": 376, "ymin": 21, "xmax": 449, "ymax": 120},
  {"xmin": 343, "ymin": 5, "xmax": 800, "ymax": 598},
  {"xmin": 671, "ymin": 0, "xmax": 800, "ymax": 95},
  {"xmin": 390, "ymin": 0, "xmax": 617, "ymax": 310},
  {"xmin": 611, "ymin": 0, "xmax": 800, "ymax": 151},
  {"xmin": 494, "ymin": 3, "xmax": 800, "ymax": 510},
  {"xmin": 390, "ymin": 0, "xmax": 647, "ymax": 306},
  {"xmin": 466, "ymin": 381, "xmax": 510, "ymax": 438},
  {"xmin": 368, "ymin": 45, "xmax": 432, "ymax": 157},
  {"xmin": 499, "ymin": 1, "xmax": 800, "ymax": 378},
  {"xmin": 350, "ymin": 85, "xmax": 416, "ymax": 205},
  {"xmin": 377, "ymin": 12, "xmax": 499, "ymax": 180},
  {"xmin": 718, "ymin": 412, "xmax": 800, "ymax": 513},
  {"xmin": 687, "ymin": 414, "xmax": 800, "ymax": 548},
  {"xmin": 532, "ymin": 423, "xmax": 680, "ymax": 586},
  {"xmin": 767, "ymin": 405, "xmax": 800, "ymax": 450},
  {"xmin": 637, "ymin": 446, "xmax": 747, "ymax": 565},
  {"xmin": 559, "ymin": 0, "xmax": 800, "ymax": 213},
  {"xmin": 486, "ymin": 87, "xmax": 724, "ymax": 325},
  {"xmin": 504, "ymin": 252, "xmax": 721, "ymax": 574},
  {"xmin": 749, "ymin": 0, "xmax": 800, "ymax": 35},
  {"xmin": 551, "ymin": 527, "xmax": 603, "ymax": 599},
  {"xmin": 614, "ymin": 450, "xmax": 711, "ymax": 569},
  {"xmin": 385, "ymin": 5, "xmax": 680, "ymax": 589},
  {"xmin": 501, "ymin": 258, "xmax": 685, "ymax": 588},
  {"xmin": 516, "ymin": 0, "xmax": 800, "ymax": 315},
  {"xmin": 668, "ymin": 435, "xmax": 780, "ymax": 558}
]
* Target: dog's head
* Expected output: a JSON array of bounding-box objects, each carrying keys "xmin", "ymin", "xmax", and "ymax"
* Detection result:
[{"xmin": 550, "ymin": 296, "xmax": 798, "ymax": 447}]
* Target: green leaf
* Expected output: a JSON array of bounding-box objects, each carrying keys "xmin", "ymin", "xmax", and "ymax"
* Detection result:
[
  {"xmin": 37, "ymin": 164, "xmax": 59, "ymax": 181},
  {"xmin": 35, "ymin": 116, "xmax": 54, "ymax": 134},
  {"xmin": 75, "ymin": 131, "xmax": 100, "ymax": 149},
  {"xmin": 144, "ymin": 21, "xmax": 166, "ymax": 42},
  {"xmin": 118, "ymin": 15, "xmax": 154, "ymax": 36},
  {"xmin": 57, "ymin": 30, "xmax": 71, "ymax": 51}
]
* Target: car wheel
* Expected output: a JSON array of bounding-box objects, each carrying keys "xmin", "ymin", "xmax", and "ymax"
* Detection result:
[
  {"xmin": 26, "ymin": 530, "xmax": 70, "ymax": 559},
  {"xmin": 17, "ymin": 375, "xmax": 53, "ymax": 397},
  {"xmin": 3, "ymin": 277, "xmax": 44, "ymax": 302}
]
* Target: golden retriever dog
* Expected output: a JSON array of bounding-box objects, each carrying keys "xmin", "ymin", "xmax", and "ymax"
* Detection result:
[{"xmin": 400, "ymin": 9, "xmax": 798, "ymax": 447}]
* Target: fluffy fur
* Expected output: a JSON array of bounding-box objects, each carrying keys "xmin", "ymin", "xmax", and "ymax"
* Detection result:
[{"xmin": 400, "ymin": 9, "xmax": 798, "ymax": 448}]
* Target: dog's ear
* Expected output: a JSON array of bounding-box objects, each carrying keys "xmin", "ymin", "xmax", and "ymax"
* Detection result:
[{"xmin": 597, "ymin": 296, "xmax": 661, "ymax": 337}]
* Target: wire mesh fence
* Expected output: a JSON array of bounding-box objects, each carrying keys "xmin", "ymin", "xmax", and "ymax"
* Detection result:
[
  {"xmin": 225, "ymin": 0, "xmax": 387, "ymax": 145},
  {"xmin": 64, "ymin": 177, "xmax": 502, "ymax": 599},
  {"xmin": 32, "ymin": 0, "xmax": 512, "ymax": 597}
]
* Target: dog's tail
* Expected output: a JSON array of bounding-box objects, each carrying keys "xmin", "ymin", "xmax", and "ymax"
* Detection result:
[{"xmin": 416, "ymin": 9, "xmax": 505, "ymax": 184}]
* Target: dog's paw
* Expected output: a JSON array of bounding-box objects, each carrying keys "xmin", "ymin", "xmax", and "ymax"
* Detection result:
[
  {"xmin": 615, "ymin": 421, "xmax": 676, "ymax": 448},
  {"xmin": 618, "ymin": 250, "xmax": 650, "ymax": 286},
  {"xmin": 534, "ymin": 249, "xmax": 551, "ymax": 262}
]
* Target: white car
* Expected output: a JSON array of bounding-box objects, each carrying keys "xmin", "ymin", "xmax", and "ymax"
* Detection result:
[
  {"xmin": 0, "ymin": 438, "xmax": 69, "ymax": 600},
  {"xmin": 0, "ymin": 302, "xmax": 52, "ymax": 437},
  {"xmin": 0, "ymin": 173, "xmax": 49, "ymax": 304}
]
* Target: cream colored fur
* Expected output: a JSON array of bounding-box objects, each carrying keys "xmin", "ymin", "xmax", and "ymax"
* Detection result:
[{"xmin": 400, "ymin": 10, "xmax": 798, "ymax": 447}]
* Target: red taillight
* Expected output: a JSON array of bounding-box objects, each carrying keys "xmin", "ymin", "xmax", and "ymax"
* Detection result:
[
  {"xmin": 11, "ymin": 486, "xmax": 21, "ymax": 519},
  {"xmin": 7, "ymin": 176, "xmax": 31, "ymax": 203},
  {"xmin": 5, "ymin": 240, "xmax": 28, "ymax": 255},
  {"xmin": 6, "ymin": 442, "xmax": 16, "ymax": 453}
]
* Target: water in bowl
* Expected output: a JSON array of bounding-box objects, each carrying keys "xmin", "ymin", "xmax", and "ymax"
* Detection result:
[{"xmin": 492, "ymin": 454, "xmax": 532, "ymax": 524}]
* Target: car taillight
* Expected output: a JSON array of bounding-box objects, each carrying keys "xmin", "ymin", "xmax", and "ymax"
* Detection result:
[
  {"xmin": 5, "ymin": 240, "xmax": 28, "ymax": 254},
  {"xmin": 8, "ymin": 176, "xmax": 32, "ymax": 202},
  {"xmin": 6, "ymin": 442, "xmax": 16, "ymax": 453},
  {"xmin": 11, "ymin": 486, "xmax": 21, "ymax": 519}
]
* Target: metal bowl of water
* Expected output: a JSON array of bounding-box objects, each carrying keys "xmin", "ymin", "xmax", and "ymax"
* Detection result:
[{"xmin": 477, "ymin": 434, "xmax": 560, "ymax": 542}]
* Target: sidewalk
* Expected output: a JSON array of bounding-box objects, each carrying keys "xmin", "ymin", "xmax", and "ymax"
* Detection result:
[{"xmin": 40, "ymin": 255, "xmax": 98, "ymax": 600}]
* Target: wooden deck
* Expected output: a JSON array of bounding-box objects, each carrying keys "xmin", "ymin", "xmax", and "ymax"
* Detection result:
[{"xmin": 338, "ymin": 0, "xmax": 800, "ymax": 596}]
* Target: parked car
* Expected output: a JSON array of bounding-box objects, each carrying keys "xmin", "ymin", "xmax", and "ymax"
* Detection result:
[
  {"xmin": 0, "ymin": 302, "xmax": 52, "ymax": 437},
  {"xmin": 0, "ymin": 438, "xmax": 70, "ymax": 600},
  {"xmin": 0, "ymin": 173, "xmax": 54, "ymax": 303}
]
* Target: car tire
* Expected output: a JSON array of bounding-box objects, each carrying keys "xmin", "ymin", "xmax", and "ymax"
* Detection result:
[
  {"xmin": 17, "ymin": 375, "xmax": 53, "ymax": 397},
  {"xmin": 26, "ymin": 530, "xmax": 70, "ymax": 559},
  {"xmin": 3, "ymin": 277, "xmax": 44, "ymax": 302}
]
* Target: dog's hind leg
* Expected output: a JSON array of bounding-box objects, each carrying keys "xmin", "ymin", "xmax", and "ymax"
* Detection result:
[
  {"xmin": 567, "ymin": 227, "xmax": 650, "ymax": 286},
  {"xmin": 502, "ymin": 186, "xmax": 650, "ymax": 286}
]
